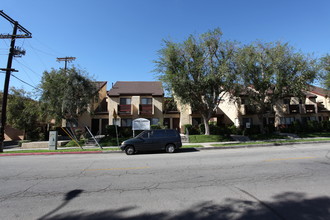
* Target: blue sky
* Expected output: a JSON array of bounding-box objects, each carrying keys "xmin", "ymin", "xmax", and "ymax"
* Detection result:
[{"xmin": 1, "ymin": 0, "xmax": 330, "ymax": 93}]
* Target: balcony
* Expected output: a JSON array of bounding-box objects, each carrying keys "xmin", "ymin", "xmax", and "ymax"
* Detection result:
[
  {"xmin": 118, "ymin": 104, "xmax": 132, "ymax": 115},
  {"xmin": 139, "ymin": 104, "xmax": 153, "ymax": 115},
  {"xmin": 304, "ymin": 104, "xmax": 316, "ymax": 113},
  {"xmin": 240, "ymin": 105, "xmax": 257, "ymax": 115},
  {"xmin": 164, "ymin": 98, "xmax": 179, "ymax": 114},
  {"xmin": 289, "ymin": 105, "xmax": 300, "ymax": 114}
]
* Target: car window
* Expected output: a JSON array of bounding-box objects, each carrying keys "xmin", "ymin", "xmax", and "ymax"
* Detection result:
[
  {"xmin": 151, "ymin": 130, "xmax": 165, "ymax": 138},
  {"xmin": 138, "ymin": 131, "xmax": 150, "ymax": 138},
  {"xmin": 166, "ymin": 130, "xmax": 177, "ymax": 137}
]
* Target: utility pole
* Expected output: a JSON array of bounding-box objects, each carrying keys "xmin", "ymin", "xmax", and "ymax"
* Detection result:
[
  {"xmin": 0, "ymin": 11, "xmax": 32, "ymax": 152},
  {"xmin": 56, "ymin": 57, "xmax": 76, "ymax": 71}
]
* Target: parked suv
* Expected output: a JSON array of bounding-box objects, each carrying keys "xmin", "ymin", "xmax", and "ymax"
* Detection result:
[{"xmin": 120, "ymin": 129, "xmax": 182, "ymax": 155}]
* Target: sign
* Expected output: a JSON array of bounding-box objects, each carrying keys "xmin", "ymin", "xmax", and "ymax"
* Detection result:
[
  {"xmin": 49, "ymin": 131, "xmax": 58, "ymax": 150},
  {"xmin": 132, "ymin": 118, "xmax": 150, "ymax": 131}
]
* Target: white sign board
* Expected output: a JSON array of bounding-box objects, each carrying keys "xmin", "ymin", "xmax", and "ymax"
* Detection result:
[{"xmin": 132, "ymin": 118, "xmax": 150, "ymax": 130}]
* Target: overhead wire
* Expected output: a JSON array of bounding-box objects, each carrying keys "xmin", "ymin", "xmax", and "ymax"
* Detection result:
[{"xmin": 10, "ymin": 73, "xmax": 42, "ymax": 91}]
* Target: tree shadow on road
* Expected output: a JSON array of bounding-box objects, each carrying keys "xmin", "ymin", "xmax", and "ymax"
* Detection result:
[{"xmin": 41, "ymin": 191, "xmax": 330, "ymax": 220}]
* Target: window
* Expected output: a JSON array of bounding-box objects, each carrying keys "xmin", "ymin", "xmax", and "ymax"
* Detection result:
[
  {"xmin": 192, "ymin": 117, "xmax": 202, "ymax": 126},
  {"xmin": 151, "ymin": 118, "xmax": 159, "ymax": 125},
  {"xmin": 242, "ymin": 118, "xmax": 253, "ymax": 128},
  {"xmin": 112, "ymin": 119, "xmax": 120, "ymax": 126},
  {"xmin": 280, "ymin": 117, "xmax": 295, "ymax": 125},
  {"xmin": 283, "ymin": 99, "xmax": 290, "ymax": 104},
  {"xmin": 120, "ymin": 98, "xmax": 131, "ymax": 105},
  {"xmin": 152, "ymin": 130, "xmax": 165, "ymax": 137},
  {"xmin": 141, "ymin": 98, "xmax": 152, "ymax": 105},
  {"xmin": 121, "ymin": 118, "xmax": 132, "ymax": 127},
  {"xmin": 166, "ymin": 129, "xmax": 177, "ymax": 137}
]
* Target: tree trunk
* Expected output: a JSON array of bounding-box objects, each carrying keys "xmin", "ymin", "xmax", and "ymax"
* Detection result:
[
  {"xmin": 257, "ymin": 113, "xmax": 265, "ymax": 134},
  {"xmin": 202, "ymin": 115, "xmax": 210, "ymax": 135}
]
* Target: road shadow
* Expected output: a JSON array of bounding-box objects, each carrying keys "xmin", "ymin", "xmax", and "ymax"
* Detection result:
[
  {"xmin": 132, "ymin": 148, "xmax": 199, "ymax": 156},
  {"xmin": 38, "ymin": 189, "xmax": 84, "ymax": 220},
  {"xmin": 41, "ymin": 191, "xmax": 330, "ymax": 220}
]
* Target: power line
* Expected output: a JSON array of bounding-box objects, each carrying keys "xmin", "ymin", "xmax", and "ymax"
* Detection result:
[
  {"xmin": 10, "ymin": 73, "xmax": 41, "ymax": 91},
  {"xmin": 14, "ymin": 57, "xmax": 42, "ymax": 77}
]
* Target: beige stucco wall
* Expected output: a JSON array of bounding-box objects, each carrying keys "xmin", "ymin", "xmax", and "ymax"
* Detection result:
[
  {"xmin": 76, "ymin": 83, "xmax": 109, "ymax": 128},
  {"xmin": 153, "ymin": 96, "xmax": 164, "ymax": 123},
  {"xmin": 108, "ymin": 96, "xmax": 119, "ymax": 125},
  {"xmin": 108, "ymin": 95, "xmax": 164, "ymax": 126}
]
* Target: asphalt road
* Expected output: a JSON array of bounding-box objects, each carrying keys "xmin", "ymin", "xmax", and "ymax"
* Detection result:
[{"xmin": 1, "ymin": 143, "xmax": 330, "ymax": 220}]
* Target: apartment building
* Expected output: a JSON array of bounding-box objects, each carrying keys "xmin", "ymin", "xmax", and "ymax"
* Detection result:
[
  {"xmin": 77, "ymin": 81, "xmax": 109, "ymax": 135},
  {"xmin": 107, "ymin": 81, "xmax": 165, "ymax": 128},
  {"xmin": 176, "ymin": 85, "xmax": 330, "ymax": 131},
  {"xmin": 78, "ymin": 81, "xmax": 330, "ymax": 135}
]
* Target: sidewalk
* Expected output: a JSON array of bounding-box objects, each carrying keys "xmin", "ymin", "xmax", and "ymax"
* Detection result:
[{"xmin": 1, "ymin": 137, "xmax": 330, "ymax": 156}]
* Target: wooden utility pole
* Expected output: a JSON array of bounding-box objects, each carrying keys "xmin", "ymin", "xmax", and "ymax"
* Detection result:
[
  {"xmin": 0, "ymin": 11, "xmax": 32, "ymax": 152},
  {"xmin": 56, "ymin": 57, "xmax": 76, "ymax": 71}
]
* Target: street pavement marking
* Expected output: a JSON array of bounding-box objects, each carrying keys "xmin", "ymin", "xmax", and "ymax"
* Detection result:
[
  {"xmin": 264, "ymin": 157, "xmax": 317, "ymax": 162},
  {"xmin": 85, "ymin": 166, "xmax": 151, "ymax": 171}
]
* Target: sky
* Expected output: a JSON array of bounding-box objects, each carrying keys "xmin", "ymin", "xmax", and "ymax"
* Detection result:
[{"xmin": 1, "ymin": 0, "xmax": 330, "ymax": 95}]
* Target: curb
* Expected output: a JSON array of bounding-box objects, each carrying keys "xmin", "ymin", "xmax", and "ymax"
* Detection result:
[
  {"xmin": 0, "ymin": 151, "xmax": 104, "ymax": 157},
  {"xmin": 1, "ymin": 140, "xmax": 329, "ymax": 156},
  {"xmin": 195, "ymin": 140, "xmax": 330, "ymax": 150}
]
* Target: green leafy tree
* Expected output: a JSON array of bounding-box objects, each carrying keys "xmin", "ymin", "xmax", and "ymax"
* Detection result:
[
  {"xmin": 7, "ymin": 87, "xmax": 43, "ymax": 140},
  {"xmin": 155, "ymin": 28, "xmax": 239, "ymax": 135},
  {"xmin": 39, "ymin": 66, "xmax": 96, "ymax": 126},
  {"xmin": 236, "ymin": 42, "xmax": 318, "ymax": 132},
  {"xmin": 320, "ymin": 54, "xmax": 330, "ymax": 89}
]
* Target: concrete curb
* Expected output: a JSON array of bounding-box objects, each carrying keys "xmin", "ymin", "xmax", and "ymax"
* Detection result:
[{"xmin": 1, "ymin": 140, "xmax": 329, "ymax": 156}]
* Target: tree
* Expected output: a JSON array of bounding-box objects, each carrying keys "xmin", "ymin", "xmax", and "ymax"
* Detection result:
[
  {"xmin": 39, "ymin": 66, "xmax": 96, "ymax": 126},
  {"xmin": 236, "ymin": 41, "xmax": 318, "ymax": 132},
  {"xmin": 155, "ymin": 28, "xmax": 239, "ymax": 135},
  {"xmin": 7, "ymin": 87, "xmax": 43, "ymax": 140},
  {"xmin": 320, "ymin": 54, "xmax": 330, "ymax": 89}
]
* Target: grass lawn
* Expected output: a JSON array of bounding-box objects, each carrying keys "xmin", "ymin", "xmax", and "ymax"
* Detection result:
[
  {"xmin": 211, "ymin": 138, "xmax": 330, "ymax": 147},
  {"xmin": 248, "ymin": 133, "xmax": 288, "ymax": 140},
  {"xmin": 297, "ymin": 132, "xmax": 330, "ymax": 138},
  {"xmin": 182, "ymin": 145, "xmax": 204, "ymax": 148},
  {"xmin": 188, "ymin": 135, "xmax": 231, "ymax": 143}
]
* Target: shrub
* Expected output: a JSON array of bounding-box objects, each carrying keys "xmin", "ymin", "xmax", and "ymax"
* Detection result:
[
  {"xmin": 105, "ymin": 125, "xmax": 117, "ymax": 137},
  {"xmin": 150, "ymin": 123, "xmax": 165, "ymax": 130},
  {"xmin": 183, "ymin": 124, "xmax": 200, "ymax": 135},
  {"xmin": 199, "ymin": 123, "xmax": 205, "ymax": 134},
  {"xmin": 321, "ymin": 120, "xmax": 330, "ymax": 131},
  {"xmin": 307, "ymin": 120, "xmax": 322, "ymax": 132}
]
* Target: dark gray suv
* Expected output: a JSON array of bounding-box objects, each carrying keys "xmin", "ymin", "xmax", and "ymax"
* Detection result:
[{"xmin": 120, "ymin": 129, "xmax": 182, "ymax": 155}]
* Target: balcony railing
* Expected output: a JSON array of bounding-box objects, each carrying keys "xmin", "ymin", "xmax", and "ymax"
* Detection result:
[
  {"xmin": 289, "ymin": 105, "xmax": 300, "ymax": 114},
  {"xmin": 139, "ymin": 104, "xmax": 153, "ymax": 115},
  {"xmin": 240, "ymin": 104, "xmax": 258, "ymax": 115},
  {"xmin": 118, "ymin": 104, "xmax": 132, "ymax": 115},
  {"xmin": 304, "ymin": 104, "xmax": 316, "ymax": 113}
]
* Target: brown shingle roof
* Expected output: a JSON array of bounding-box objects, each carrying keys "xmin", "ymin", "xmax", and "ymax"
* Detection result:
[
  {"xmin": 93, "ymin": 81, "xmax": 107, "ymax": 92},
  {"xmin": 308, "ymin": 85, "xmax": 330, "ymax": 97},
  {"xmin": 108, "ymin": 81, "xmax": 164, "ymax": 96}
]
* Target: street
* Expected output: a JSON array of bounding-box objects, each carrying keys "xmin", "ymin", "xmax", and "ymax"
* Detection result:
[{"xmin": 1, "ymin": 143, "xmax": 330, "ymax": 220}]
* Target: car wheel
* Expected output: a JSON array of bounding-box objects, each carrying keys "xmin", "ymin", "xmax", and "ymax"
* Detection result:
[
  {"xmin": 166, "ymin": 144, "xmax": 175, "ymax": 153},
  {"xmin": 125, "ymin": 146, "xmax": 135, "ymax": 155}
]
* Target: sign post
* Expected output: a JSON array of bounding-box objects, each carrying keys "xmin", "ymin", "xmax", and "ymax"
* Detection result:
[{"xmin": 113, "ymin": 109, "xmax": 119, "ymax": 146}]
